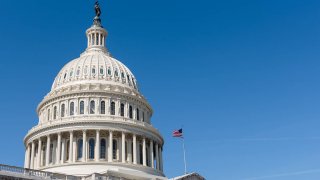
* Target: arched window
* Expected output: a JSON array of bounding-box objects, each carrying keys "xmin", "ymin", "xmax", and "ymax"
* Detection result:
[
  {"xmin": 89, "ymin": 138, "xmax": 95, "ymax": 159},
  {"xmin": 70, "ymin": 102, "xmax": 75, "ymax": 116},
  {"xmin": 77, "ymin": 139, "xmax": 83, "ymax": 160},
  {"xmin": 107, "ymin": 68, "xmax": 112, "ymax": 76},
  {"xmin": 113, "ymin": 139, "xmax": 118, "ymax": 160},
  {"xmin": 100, "ymin": 139, "xmax": 106, "ymax": 159},
  {"xmin": 142, "ymin": 112, "xmax": 145, "ymax": 122},
  {"xmin": 139, "ymin": 144, "xmax": 143, "ymax": 164},
  {"xmin": 80, "ymin": 101, "xmax": 84, "ymax": 114},
  {"xmin": 136, "ymin": 108, "xmax": 140, "ymax": 120},
  {"xmin": 66, "ymin": 140, "xmax": 70, "ymax": 161},
  {"xmin": 120, "ymin": 103, "xmax": 125, "ymax": 117},
  {"xmin": 47, "ymin": 109, "xmax": 51, "ymax": 121},
  {"xmin": 100, "ymin": 67, "xmax": 104, "ymax": 75},
  {"xmin": 111, "ymin": 102, "xmax": 115, "ymax": 115},
  {"xmin": 61, "ymin": 104, "xmax": 65, "ymax": 117},
  {"xmin": 129, "ymin": 106, "xmax": 133, "ymax": 119},
  {"xmin": 49, "ymin": 144, "xmax": 54, "ymax": 163},
  {"xmin": 101, "ymin": 101, "xmax": 105, "ymax": 114},
  {"xmin": 90, "ymin": 100, "xmax": 95, "ymax": 114},
  {"xmin": 146, "ymin": 146, "xmax": 150, "ymax": 166},
  {"xmin": 53, "ymin": 106, "xmax": 57, "ymax": 120},
  {"xmin": 127, "ymin": 75, "xmax": 131, "ymax": 86},
  {"xmin": 125, "ymin": 141, "xmax": 128, "ymax": 161}
]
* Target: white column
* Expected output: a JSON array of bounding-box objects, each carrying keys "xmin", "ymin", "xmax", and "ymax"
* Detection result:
[
  {"xmin": 69, "ymin": 131, "xmax": 73, "ymax": 163},
  {"xmin": 82, "ymin": 130, "xmax": 87, "ymax": 162},
  {"xmin": 128, "ymin": 139, "xmax": 132, "ymax": 163},
  {"xmin": 24, "ymin": 144, "xmax": 31, "ymax": 168},
  {"xmin": 133, "ymin": 134, "xmax": 137, "ymax": 164},
  {"xmin": 150, "ymin": 140, "xmax": 154, "ymax": 168},
  {"xmin": 122, "ymin": 132, "xmax": 126, "ymax": 163},
  {"xmin": 160, "ymin": 146, "xmax": 163, "ymax": 171},
  {"xmin": 56, "ymin": 133, "xmax": 61, "ymax": 164},
  {"xmin": 108, "ymin": 131, "xmax": 113, "ymax": 162},
  {"xmin": 155, "ymin": 143, "xmax": 160, "ymax": 170},
  {"xmin": 95, "ymin": 130, "xmax": 100, "ymax": 162},
  {"xmin": 72, "ymin": 137, "xmax": 76, "ymax": 163},
  {"xmin": 37, "ymin": 138, "xmax": 42, "ymax": 168},
  {"xmin": 143, "ymin": 138, "xmax": 147, "ymax": 166},
  {"xmin": 61, "ymin": 139, "xmax": 65, "ymax": 164},
  {"xmin": 45, "ymin": 136, "xmax": 50, "ymax": 166},
  {"xmin": 30, "ymin": 141, "xmax": 35, "ymax": 169}
]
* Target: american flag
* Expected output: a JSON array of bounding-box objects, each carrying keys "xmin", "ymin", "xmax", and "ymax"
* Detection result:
[{"xmin": 173, "ymin": 128, "xmax": 183, "ymax": 138}]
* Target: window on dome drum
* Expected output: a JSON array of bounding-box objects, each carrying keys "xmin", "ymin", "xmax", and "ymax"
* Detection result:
[
  {"xmin": 70, "ymin": 70, "xmax": 73, "ymax": 77},
  {"xmin": 64, "ymin": 73, "xmax": 67, "ymax": 80},
  {"xmin": 121, "ymin": 72, "xmax": 125, "ymax": 78},
  {"xmin": 129, "ymin": 106, "xmax": 133, "ymax": 119},
  {"xmin": 90, "ymin": 100, "xmax": 95, "ymax": 114},
  {"xmin": 89, "ymin": 138, "xmax": 95, "ymax": 159},
  {"xmin": 111, "ymin": 102, "xmax": 115, "ymax": 115},
  {"xmin": 125, "ymin": 141, "xmax": 128, "ymax": 160},
  {"xmin": 49, "ymin": 144, "xmax": 54, "ymax": 163},
  {"xmin": 115, "ymin": 70, "xmax": 119, "ymax": 77},
  {"xmin": 139, "ymin": 144, "xmax": 143, "ymax": 164},
  {"xmin": 77, "ymin": 69, "xmax": 80, "ymax": 76},
  {"xmin": 53, "ymin": 106, "xmax": 57, "ymax": 120},
  {"xmin": 77, "ymin": 139, "xmax": 83, "ymax": 160},
  {"xmin": 100, "ymin": 68, "xmax": 104, "ymax": 75},
  {"xmin": 47, "ymin": 109, "xmax": 50, "ymax": 121},
  {"xmin": 146, "ymin": 146, "xmax": 150, "ymax": 166},
  {"xmin": 66, "ymin": 140, "xmax": 70, "ymax": 161},
  {"xmin": 92, "ymin": 68, "xmax": 96, "ymax": 75},
  {"xmin": 120, "ymin": 103, "xmax": 125, "ymax": 117},
  {"xmin": 101, "ymin": 101, "xmax": 105, "ymax": 114},
  {"xmin": 127, "ymin": 75, "xmax": 131, "ymax": 86},
  {"xmin": 96, "ymin": 34, "xmax": 99, "ymax": 45},
  {"xmin": 136, "ymin": 108, "xmax": 140, "ymax": 120},
  {"xmin": 132, "ymin": 78, "xmax": 137, "ymax": 89},
  {"xmin": 61, "ymin": 104, "xmax": 65, "ymax": 117},
  {"xmin": 70, "ymin": 102, "xmax": 75, "ymax": 116},
  {"xmin": 108, "ymin": 68, "xmax": 112, "ymax": 76},
  {"xmin": 113, "ymin": 139, "xmax": 118, "ymax": 160},
  {"xmin": 80, "ymin": 101, "xmax": 84, "ymax": 114},
  {"xmin": 142, "ymin": 112, "xmax": 145, "ymax": 122},
  {"xmin": 100, "ymin": 139, "xmax": 106, "ymax": 159}
]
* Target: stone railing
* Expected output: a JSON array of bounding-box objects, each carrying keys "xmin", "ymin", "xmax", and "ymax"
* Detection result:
[{"xmin": 0, "ymin": 164, "xmax": 80, "ymax": 180}]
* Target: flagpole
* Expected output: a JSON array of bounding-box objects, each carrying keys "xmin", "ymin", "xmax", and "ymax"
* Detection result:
[{"xmin": 182, "ymin": 137, "xmax": 187, "ymax": 175}]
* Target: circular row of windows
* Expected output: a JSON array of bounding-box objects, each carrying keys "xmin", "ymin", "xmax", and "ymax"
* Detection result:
[
  {"xmin": 58, "ymin": 67, "xmax": 137, "ymax": 89},
  {"xmin": 43, "ymin": 100, "xmax": 148, "ymax": 123}
]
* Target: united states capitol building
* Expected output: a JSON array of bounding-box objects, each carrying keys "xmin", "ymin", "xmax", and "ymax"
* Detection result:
[{"xmin": 0, "ymin": 2, "xmax": 204, "ymax": 180}]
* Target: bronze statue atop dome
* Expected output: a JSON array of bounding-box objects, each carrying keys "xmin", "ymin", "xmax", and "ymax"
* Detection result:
[{"xmin": 95, "ymin": 1, "xmax": 101, "ymax": 17}]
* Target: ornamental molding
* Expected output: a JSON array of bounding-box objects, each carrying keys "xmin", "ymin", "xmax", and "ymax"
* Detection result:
[
  {"xmin": 24, "ymin": 120, "xmax": 164, "ymax": 145},
  {"xmin": 40, "ymin": 162, "xmax": 166, "ymax": 177},
  {"xmin": 37, "ymin": 86, "xmax": 153, "ymax": 114}
]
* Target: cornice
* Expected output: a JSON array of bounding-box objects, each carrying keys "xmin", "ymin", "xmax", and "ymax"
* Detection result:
[{"xmin": 24, "ymin": 119, "xmax": 164, "ymax": 146}]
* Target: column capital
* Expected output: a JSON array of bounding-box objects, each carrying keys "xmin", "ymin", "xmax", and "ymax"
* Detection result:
[{"xmin": 69, "ymin": 130, "xmax": 74, "ymax": 134}]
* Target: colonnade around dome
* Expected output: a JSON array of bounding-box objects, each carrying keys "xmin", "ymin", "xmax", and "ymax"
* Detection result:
[{"xmin": 24, "ymin": 129, "xmax": 163, "ymax": 173}]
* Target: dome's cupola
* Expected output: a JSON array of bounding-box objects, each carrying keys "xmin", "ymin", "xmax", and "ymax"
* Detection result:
[{"xmin": 85, "ymin": 1, "xmax": 108, "ymax": 54}]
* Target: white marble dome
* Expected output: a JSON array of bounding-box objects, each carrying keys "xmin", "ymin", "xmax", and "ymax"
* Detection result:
[{"xmin": 51, "ymin": 52, "xmax": 139, "ymax": 92}]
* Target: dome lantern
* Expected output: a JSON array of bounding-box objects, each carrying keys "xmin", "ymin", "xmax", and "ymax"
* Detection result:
[{"xmin": 85, "ymin": 1, "xmax": 108, "ymax": 54}]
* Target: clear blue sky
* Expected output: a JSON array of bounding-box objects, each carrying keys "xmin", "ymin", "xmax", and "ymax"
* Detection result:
[{"xmin": 1, "ymin": 0, "xmax": 320, "ymax": 179}]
